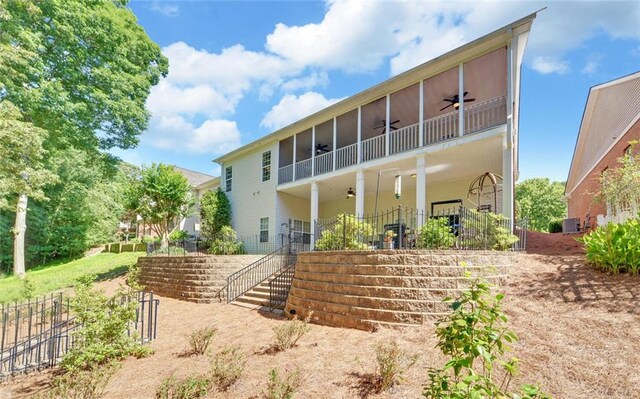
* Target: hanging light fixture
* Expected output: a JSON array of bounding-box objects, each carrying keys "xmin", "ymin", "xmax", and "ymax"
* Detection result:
[
  {"xmin": 346, "ymin": 187, "xmax": 355, "ymax": 199},
  {"xmin": 394, "ymin": 175, "xmax": 402, "ymax": 199}
]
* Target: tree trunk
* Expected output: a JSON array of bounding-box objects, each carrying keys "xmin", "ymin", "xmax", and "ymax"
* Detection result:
[{"xmin": 13, "ymin": 193, "xmax": 28, "ymax": 278}]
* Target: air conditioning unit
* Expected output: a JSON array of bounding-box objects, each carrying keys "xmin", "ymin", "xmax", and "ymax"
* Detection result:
[{"xmin": 562, "ymin": 218, "xmax": 580, "ymax": 234}]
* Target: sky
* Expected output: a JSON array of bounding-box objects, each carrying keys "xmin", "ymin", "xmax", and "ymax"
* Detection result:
[{"xmin": 112, "ymin": 0, "xmax": 640, "ymax": 182}]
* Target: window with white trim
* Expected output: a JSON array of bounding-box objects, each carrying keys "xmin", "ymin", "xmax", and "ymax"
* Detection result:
[
  {"xmin": 262, "ymin": 151, "xmax": 271, "ymax": 182},
  {"xmin": 260, "ymin": 217, "xmax": 269, "ymax": 243},
  {"xmin": 292, "ymin": 219, "xmax": 311, "ymax": 244},
  {"xmin": 225, "ymin": 166, "xmax": 232, "ymax": 192}
]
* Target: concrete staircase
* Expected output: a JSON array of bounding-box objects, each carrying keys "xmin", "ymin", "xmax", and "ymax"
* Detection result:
[
  {"xmin": 231, "ymin": 275, "xmax": 289, "ymax": 313},
  {"xmin": 284, "ymin": 251, "xmax": 517, "ymax": 331}
]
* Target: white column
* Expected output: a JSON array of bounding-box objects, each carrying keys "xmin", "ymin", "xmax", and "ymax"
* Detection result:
[
  {"xmin": 458, "ymin": 63, "xmax": 464, "ymax": 137},
  {"xmin": 332, "ymin": 117, "xmax": 337, "ymax": 171},
  {"xmin": 385, "ymin": 94, "xmax": 391, "ymax": 156},
  {"xmin": 310, "ymin": 181, "xmax": 319, "ymax": 250},
  {"xmin": 502, "ymin": 134, "xmax": 514, "ymax": 224},
  {"xmin": 419, "ymin": 80, "xmax": 424, "ymax": 147},
  {"xmin": 311, "ymin": 126, "xmax": 316, "ymax": 177},
  {"xmin": 355, "ymin": 170, "xmax": 365, "ymax": 218},
  {"xmin": 416, "ymin": 155, "xmax": 426, "ymax": 226},
  {"xmin": 292, "ymin": 134, "xmax": 297, "ymax": 181},
  {"xmin": 357, "ymin": 106, "xmax": 362, "ymax": 163},
  {"xmin": 503, "ymin": 34, "xmax": 515, "ymax": 224}
]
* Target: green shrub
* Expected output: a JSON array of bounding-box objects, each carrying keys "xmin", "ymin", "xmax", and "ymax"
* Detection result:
[
  {"xmin": 315, "ymin": 214, "xmax": 374, "ymax": 250},
  {"xmin": 61, "ymin": 275, "xmax": 147, "ymax": 372},
  {"xmin": 211, "ymin": 345, "xmax": 246, "ymax": 391},
  {"xmin": 418, "ymin": 218, "xmax": 456, "ymax": 249},
  {"xmin": 187, "ymin": 326, "xmax": 217, "ymax": 356},
  {"xmin": 262, "ymin": 368, "xmax": 301, "ymax": 399},
  {"xmin": 372, "ymin": 340, "xmax": 418, "ymax": 392},
  {"xmin": 579, "ymin": 218, "xmax": 640, "ymax": 275},
  {"xmin": 548, "ymin": 219, "xmax": 563, "ymax": 234},
  {"xmin": 169, "ymin": 230, "xmax": 189, "ymax": 241},
  {"xmin": 461, "ymin": 210, "xmax": 519, "ymax": 250},
  {"xmin": 272, "ymin": 313, "xmax": 312, "ymax": 351},
  {"xmin": 44, "ymin": 363, "xmax": 120, "ymax": 399},
  {"xmin": 209, "ymin": 226, "xmax": 245, "ymax": 255},
  {"xmin": 422, "ymin": 277, "xmax": 551, "ymax": 399},
  {"xmin": 155, "ymin": 375, "xmax": 211, "ymax": 399}
]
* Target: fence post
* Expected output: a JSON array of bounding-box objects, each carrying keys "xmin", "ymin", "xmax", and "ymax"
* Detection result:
[{"xmin": 342, "ymin": 214, "xmax": 347, "ymax": 250}]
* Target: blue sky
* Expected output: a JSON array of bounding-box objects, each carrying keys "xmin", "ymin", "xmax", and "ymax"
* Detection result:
[{"xmin": 114, "ymin": 0, "xmax": 640, "ymax": 182}]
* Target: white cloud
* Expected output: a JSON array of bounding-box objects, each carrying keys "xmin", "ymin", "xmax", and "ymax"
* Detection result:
[
  {"xmin": 531, "ymin": 56, "xmax": 570, "ymax": 75},
  {"xmin": 264, "ymin": 0, "xmax": 640, "ymax": 76},
  {"xmin": 280, "ymin": 71, "xmax": 330, "ymax": 93},
  {"xmin": 261, "ymin": 92, "xmax": 344, "ymax": 131},
  {"xmin": 150, "ymin": 2, "xmax": 179, "ymax": 17},
  {"xmin": 581, "ymin": 61, "xmax": 598, "ymax": 75},
  {"xmin": 150, "ymin": 115, "xmax": 241, "ymax": 155},
  {"xmin": 147, "ymin": 80, "xmax": 234, "ymax": 119}
]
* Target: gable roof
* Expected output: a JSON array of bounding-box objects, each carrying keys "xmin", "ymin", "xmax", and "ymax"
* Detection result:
[
  {"xmin": 214, "ymin": 11, "xmax": 539, "ymax": 165},
  {"xmin": 172, "ymin": 166, "xmax": 217, "ymax": 187},
  {"xmin": 565, "ymin": 71, "xmax": 640, "ymax": 195}
]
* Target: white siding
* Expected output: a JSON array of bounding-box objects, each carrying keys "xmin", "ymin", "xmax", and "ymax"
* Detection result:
[{"xmin": 222, "ymin": 142, "xmax": 279, "ymax": 241}]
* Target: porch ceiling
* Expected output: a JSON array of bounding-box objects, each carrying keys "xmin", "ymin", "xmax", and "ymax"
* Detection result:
[{"xmin": 278, "ymin": 134, "xmax": 503, "ymax": 202}]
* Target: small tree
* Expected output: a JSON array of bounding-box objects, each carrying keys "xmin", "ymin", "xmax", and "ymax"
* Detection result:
[
  {"xmin": 515, "ymin": 178, "xmax": 566, "ymax": 232},
  {"xmin": 423, "ymin": 277, "xmax": 552, "ymax": 399},
  {"xmin": 126, "ymin": 164, "xmax": 193, "ymax": 247},
  {"xmin": 0, "ymin": 101, "xmax": 57, "ymax": 277},
  {"xmin": 200, "ymin": 187, "xmax": 231, "ymax": 240},
  {"xmin": 599, "ymin": 141, "xmax": 640, "ymax": 220}
]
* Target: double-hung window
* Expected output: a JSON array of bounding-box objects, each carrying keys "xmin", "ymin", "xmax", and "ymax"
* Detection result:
[
  {"xmin": 225, "ymin": 166, "xmax": 232, "ymax": 192},
  {"xmin": 262, "ymin": 151, "xmax": 271, "ymax": 182},
  {"xmin": 260, "ymin": 217, "xmax": 269, "ymax": 243}
]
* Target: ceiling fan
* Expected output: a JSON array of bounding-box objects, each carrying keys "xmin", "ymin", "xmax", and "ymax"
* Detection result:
[
  {"xmin": 374, "ymin": 119, "xmax": 400, "ymax": 135},
  {"xmin": 314, "ymin": 143, "xmax": 330, "ymax": 154},
  {"xmin": 440, "ymin": 92, "xmax": 475, "ymax": 111}
]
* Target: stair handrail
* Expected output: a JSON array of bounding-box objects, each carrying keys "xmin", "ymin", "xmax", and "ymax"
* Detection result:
[
  {"xmin": 268, "ymin": 260, "xmax": 297, "ymax": 312},
  {"xmin": 226, "ymin": 243, "xmax": 294, "ymax": 303}
]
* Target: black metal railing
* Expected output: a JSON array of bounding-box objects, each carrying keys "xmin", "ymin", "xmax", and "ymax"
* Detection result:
[
  {"xmin": 226, "ymin": 244, "xmax": 297, "ymax": 303},
  {"xmin": 0, "ymin": 291, "xmax": 159, "ymax": 380},
  {"xmin": 268, "ymin": 263, "xmax": 296, "ymax": 312},
  {"xmin": 314, "ymin": 206, "xmax": 527, "ymax": 251},
  {"xmin": 146, "ymin": 234, "xmax": 309, "ymax": 257}
]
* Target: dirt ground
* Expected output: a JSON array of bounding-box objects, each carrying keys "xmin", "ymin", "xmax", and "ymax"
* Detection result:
[{"xmin": 3, "ymin": 243, "xmax": 639, "ymax": 398}]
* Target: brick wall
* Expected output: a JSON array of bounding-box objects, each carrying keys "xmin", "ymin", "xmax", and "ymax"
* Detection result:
[{"xmin": 568, "ymin": 118, "xmax": 640, "ymax": 227}]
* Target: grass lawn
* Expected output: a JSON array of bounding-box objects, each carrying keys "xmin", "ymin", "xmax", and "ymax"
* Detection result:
[{"xmin": 0, "ymin": 252, "xmax": 144, "ymax": 303}]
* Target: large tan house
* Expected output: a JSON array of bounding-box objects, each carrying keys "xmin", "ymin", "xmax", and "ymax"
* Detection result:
[{"xmin": 565, "ymin": 72, "xmax": 640, "ymax": 228}]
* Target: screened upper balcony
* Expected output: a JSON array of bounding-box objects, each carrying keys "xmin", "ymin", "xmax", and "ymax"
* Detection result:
[{"xmin": 278, "ymin": 47, "xmax": 508, "ymax": 185}]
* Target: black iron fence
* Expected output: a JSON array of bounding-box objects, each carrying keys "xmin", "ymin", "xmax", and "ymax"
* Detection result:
[
  {"xmin": 314, "ymin": 206, "xmax": 527, "ymax": 251},
  {"xmin": 269, "ymin": 263, "xmax": 296, "ymax": 312},
  {"xmin": 146, "ymin": 234, "xmax": 311, "ymax": 257},
  {"xmin": 0, "ymin": 291, "xmax": 159, "ymax": 380},
  {"xmin": 226, "ymin": 244, "xmax": 298, "ymax": 303}
]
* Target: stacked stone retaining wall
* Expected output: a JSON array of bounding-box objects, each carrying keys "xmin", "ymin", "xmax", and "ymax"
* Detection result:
[
  {"xmin": 285, "ymin": 250, "xmax": 518, "ymax": 331},
  {"xmin": 138, "ymin": 255, "xmax": 262, "ymax": 303}
]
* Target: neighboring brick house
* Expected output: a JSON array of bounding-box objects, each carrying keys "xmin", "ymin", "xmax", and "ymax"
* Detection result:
[{"xmin": 565, "ymin": 72, "xmax": 640, "ymax": 228}]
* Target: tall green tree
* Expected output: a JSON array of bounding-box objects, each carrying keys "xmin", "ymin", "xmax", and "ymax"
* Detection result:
[
  {"xmin": 515, "ymin": 178, "xmax": 567, "ymax": 232},
  {"xmin": 0, "ymin": 101, "xmax": 57, "ymax": 276},
  {"xmin": 0, "ymin": 0, "xmax": 167, "ymax": 273},
  {"xmin": 126, "ymin": 164, "xmax": 193, "ymax": 247},
  {"xmin": 200, "ymin": 187, "xmax": 232, "ymax": 240}
]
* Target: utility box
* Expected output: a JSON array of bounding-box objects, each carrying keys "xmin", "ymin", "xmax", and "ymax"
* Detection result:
[{"xmin": 562, "ymin": 218, "xmax": 580, "ymax": 234}]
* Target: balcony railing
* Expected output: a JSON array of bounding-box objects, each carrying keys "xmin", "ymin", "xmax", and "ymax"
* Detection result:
[
  {"xmin": 362, "ymin": 134, "xmax": 385, "ymax": 162},
  {"xmin": 336, "ymin": 143, "xmax": 358, "ymax": 170},
  {"xmin": 278, "ymin": 95, "xmax": 506, "ymax": 185},
  {"xmin": 295, "ymin": 158, "xmax": 312, "ymax": 180},
  {"xmin": 389, "ymin": 122, "xmax": 421, "ymax": 155},
  {"xmin": 314, "ymin": 151, "xmax": 333, "ymax": 176}
]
